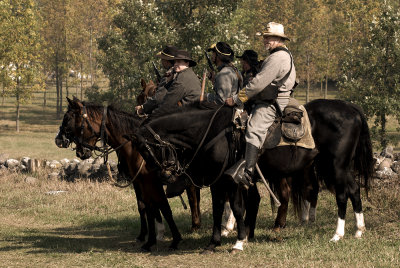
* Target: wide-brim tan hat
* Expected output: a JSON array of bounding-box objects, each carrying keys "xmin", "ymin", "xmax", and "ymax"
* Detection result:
[{"xmin": 256, "ymin": 22, "xmax": 290, "ymax": 41}]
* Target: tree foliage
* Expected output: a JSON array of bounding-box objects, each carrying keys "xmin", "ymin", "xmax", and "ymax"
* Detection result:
[{"xmin": 339, "ymin": 4, "xmax": 400, "ymax": 147}]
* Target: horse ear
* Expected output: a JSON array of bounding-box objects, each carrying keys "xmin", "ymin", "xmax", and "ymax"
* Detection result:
[
  {"xmin": 67, "ymin": 96, "xmax": 83, "ymax": 110},
  {"xmin": 141, "ymin": 78, "xmax": 146, "ymax": 90}
]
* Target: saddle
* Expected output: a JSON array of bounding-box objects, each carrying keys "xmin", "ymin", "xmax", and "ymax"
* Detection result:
[{"xmin": 233, "ymin": 98, "xmax": 314, "ymax": 150}]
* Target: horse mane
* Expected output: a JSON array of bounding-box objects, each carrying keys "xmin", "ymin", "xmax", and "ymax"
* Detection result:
[
  {"xmin": 82, "ymin": 101, "xmax": 143, "ymax": 134},
  {"xmin": 150, "ymin": 101, "xmax": 223, "ymax": 119}
]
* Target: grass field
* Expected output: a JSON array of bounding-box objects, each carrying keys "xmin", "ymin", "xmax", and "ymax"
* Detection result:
[
  {"xmin": 0, "ymin": 168, "xmax": 399, "ymax": 267},
  {"xmin": 0, "ymin": 81, "xmax": 400, "ymax": 267}
]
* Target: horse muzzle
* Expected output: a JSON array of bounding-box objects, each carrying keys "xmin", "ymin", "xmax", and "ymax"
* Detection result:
[
  {"xmin": 55, "ymin": 135, "xmax": 70, "ymax": 148},
  {"xmin": 76, "ymin": 147, "xmax": 92, "ymax": 160}
]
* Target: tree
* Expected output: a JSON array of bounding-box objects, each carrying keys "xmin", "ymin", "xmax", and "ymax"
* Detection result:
[
  {"xmin": 0, "ymin": 0, "xmax": 44, "ymax": 132},
  {"xmin": 339, "ymin": 4, "xmax": 400, "ymax": 147}
]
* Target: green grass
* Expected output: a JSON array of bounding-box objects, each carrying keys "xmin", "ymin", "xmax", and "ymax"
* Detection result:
[
  {"xmin": 0, "ymin": 170, "xmax": 399, "ymax": 267},
  {"xmin": 0, "ymin": 81, "xmax": 400, "ymax": 266}
]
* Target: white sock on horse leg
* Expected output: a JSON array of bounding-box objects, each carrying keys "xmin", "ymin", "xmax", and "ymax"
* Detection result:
[
  {"xmin": 330, "ymin": 217, "xmax": 345, "ymax": 242},
  {"xmin": 301, "ymin": 200, "xmax": 311, "ymax": 223},
  {"xmin": 354, "ymin": 212, "xmax": 365, "ymax": 238},
  {"xmin": 155, "ymin": 220, "xmax": 165, "ymax": 241}
]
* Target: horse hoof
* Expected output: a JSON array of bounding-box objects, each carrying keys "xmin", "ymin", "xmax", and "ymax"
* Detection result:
[
  {"xmin": 329, "ymin": 234, "xmax": 343, "ymax": 242},
  {"xmin": 140, "ymin": 246, "xmax": 151, "ymax": 252},
  {"xmin": 136, "ymin": 236, "xmax": 146, "ymax": 242},
  {"xmin": 201, "ymin": 249, "xmax": 214, "ymax": 255},
  {"xmin": 273, "ymin": 227, "xmax": 281, "ymax": 233},
  {"xmin": 221, "ymin": 229, "xmax": 230, "ymax": 237},
  {"xmin": 191, "ymin": 225, "xmax": 201, "ymax": 232},
  {"xmin": 231, "ymin": 248, "xmax": 242, "ymax": 254}
]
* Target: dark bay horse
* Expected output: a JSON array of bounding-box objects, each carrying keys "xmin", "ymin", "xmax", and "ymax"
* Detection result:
[
  {"xmin": 55, "ymin": 97, "xmax": 182, "ymax": 251},
  {"xmin": 132, "ymin": 99, "xmax": 373, "ymax": 252}
]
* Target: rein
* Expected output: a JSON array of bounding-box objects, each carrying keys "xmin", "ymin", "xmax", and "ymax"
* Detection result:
[
  {"xmin": 143, "ymin": 104, "xmax": 227, "ymax": 188},
  {"xmin": 74, "ymin": 104, "xmax": 142, "ymax": 188}
]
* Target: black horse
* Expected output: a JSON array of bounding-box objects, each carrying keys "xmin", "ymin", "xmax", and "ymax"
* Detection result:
[
  {"xmin": 132, "ymin": 99, "xmax": 373, "ymax": 252},
  {"xmin": 55, "ymin": 97, "xmax": 183, "ymax": 251}
]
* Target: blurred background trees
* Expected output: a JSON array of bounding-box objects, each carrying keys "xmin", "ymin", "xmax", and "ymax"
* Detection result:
[{"xmin": 1, "ymin": 0, "xmax": 399, "ymax": 145}]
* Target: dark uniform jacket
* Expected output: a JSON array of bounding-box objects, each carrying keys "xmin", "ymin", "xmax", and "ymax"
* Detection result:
[
  {"xmin": 151, "ymin": 67, "xmax": 201, "ymax": 117},
  {"xmin": 142, "ymin": 75, "xmax": 173, "ymax": 114}
]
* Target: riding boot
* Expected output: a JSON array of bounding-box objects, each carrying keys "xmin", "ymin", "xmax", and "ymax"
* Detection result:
[
  {"xmin": 225, "ymin": 143, "xmax": 259, "ymax": 189},
  {"xmin": 242, "ymin": 143, "xmax": 259, "ymax": 188}
]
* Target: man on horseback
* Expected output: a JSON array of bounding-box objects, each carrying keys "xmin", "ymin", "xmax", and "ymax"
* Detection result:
[
  {"xmin": 237, "ymin": 49, "xmax": 261, "ymax": 87},
  {"xmin": 136, "ymin": 48, "xmax": 201, "ymax": 117},
  {"xmin": 135, "ymin": 46, "xmax": 178, "ymax": 114},
  {"xmin": 225, "ymin": 22, "xmax": 297, "ymax": 188},
  {"xmin": 206, "ymin": 42, "xmax": 242, "ymax": 104}
]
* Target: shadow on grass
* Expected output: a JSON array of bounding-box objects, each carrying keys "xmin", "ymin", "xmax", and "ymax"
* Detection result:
[{"xmin": 0, "ymin": 214, "xmax": 217, "ymax": 255}]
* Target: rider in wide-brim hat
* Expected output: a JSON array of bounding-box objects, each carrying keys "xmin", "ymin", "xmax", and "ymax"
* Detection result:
[
  {"xmin": 256, "ymin": 21, "xmax": 290, "ymax": 41},
  {"xmin": 173, "ymin": 50, "xmax": 197, "ymax": 67},
  {"xmin": 156, "ymin": 45, "xmax": 179, "ymax": 60},
  {"xmin": 207, "ymin": 42, "xmax": 235, "ymax": 62}
]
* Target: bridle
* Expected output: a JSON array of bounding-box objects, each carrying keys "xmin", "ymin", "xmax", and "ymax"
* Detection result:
[
  {"xmin": 60, "ymin": 103, "xmax": 140, "ymax": 187},
  {"xmin": 142, "ymin": 104, "xmax": 229, "ymax": 188}
]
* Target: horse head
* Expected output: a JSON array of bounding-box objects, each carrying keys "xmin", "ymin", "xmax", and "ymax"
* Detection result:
[
  {"xmin": 55, "ymin": 96, "xmax": 104, "ymax": 160},
  {"xmin": 136, "ymin": 78, "xmax": 157, "ymax": 105}
]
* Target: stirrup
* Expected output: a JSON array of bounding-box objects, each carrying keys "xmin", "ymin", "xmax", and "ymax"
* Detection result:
[{"xmin": 225, "ymin": 159, "xmax": 246, "ymax": 183}]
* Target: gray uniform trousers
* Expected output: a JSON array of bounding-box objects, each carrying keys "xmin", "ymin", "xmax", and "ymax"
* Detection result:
[{"xmin": 245, "ymin": 97, "xmax": 290, "ymax": 149}]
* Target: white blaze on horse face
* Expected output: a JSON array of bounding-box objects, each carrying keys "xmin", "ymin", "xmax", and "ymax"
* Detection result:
[
  {"xmin": 330, "ymin": 218, "xmax": 345, "ymax": 242},
  {"xmin": 155, "ymin": 220, "xmax": 165, "ymax": 241},
  {"xmin": 301, "ymin": 200, "xmax": 311, "ymax": 223},
  {"xmin": 355, "ymin": 212, "xmax": 365, "ymax": 238}
]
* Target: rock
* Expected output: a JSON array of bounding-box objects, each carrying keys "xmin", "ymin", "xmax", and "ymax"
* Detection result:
[
  {"xmin": 0, "ymin": 153, "xmax": 9, "ymax": 165},
  {"xmin": 375, "ymin": 167, "xmax": 398, "ymax": 180},
  {"xmin": 378, "ymin": 158, "xmax": 393, "ymax": 171},
  {"xmin": 394, "ymin": 153, "xmax": 400, "ymax": 162},
  {"xmin": 27, "ymin": 159, "xmax": 42, "ymax": 173},
  {"xmin": 48, "ymin": 172, "xmax": 61, "ymax": 180},
  {"xmin": 380, "ymin": 146, "xmax": 394, "ymax": 159},
  {"xmin": 77, "ymin": 161, "xmax": 92, "ymax": 178},
  {"xmin": 373, "ymin": 155, "xmax": 385, "ymax": 170},
  {"xmin": 59, "ymin": 158, "xmax": 70, "ymax": 167},
  {"xmin": 72, "ymin": 158, "xmax": 80, "ymax": 164},
  {"xmin": 24, "ymin": 176, "xmax": 37, "ymax": 184},
  {"xmin": 20, "ymin": 157, "xmax": 30, "ymax": 167},
  {"xmin": 93, "ymin": 157, "xmax": 104, "ymax": 165},
  {"xmin": 391, "ymin": 161, "xmax": 400, "ymax": 174},
  {"xmin": 5, "ymin": 159, "xmax": 19, "ymax": 169},
  {"xmin": 48, "ymin": 160, "xmax": 62, "ymax": 169}
]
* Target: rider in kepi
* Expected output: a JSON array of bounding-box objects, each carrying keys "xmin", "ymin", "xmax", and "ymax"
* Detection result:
[{"xmin": 225, "ymin": 22, "xmax": 297, "ymax": 189}]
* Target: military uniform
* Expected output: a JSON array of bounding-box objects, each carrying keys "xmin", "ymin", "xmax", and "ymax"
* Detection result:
[
  {"xmin": 142, "ymin": 69, "xmax": 174, "ymax": 114},
  {"xmin": 207, "ymin": 64, "xmax": 242, "ymax": 104},
  {"xmin": 152, "ymin": 67, "xmax": 201, "ymax": 116},
  {"xmin": 234, "ymin": 46, "xmax": 296, "ymax": 148}
]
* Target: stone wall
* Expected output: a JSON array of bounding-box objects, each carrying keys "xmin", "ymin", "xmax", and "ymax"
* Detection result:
[
  {"xmin": 1, "ymin": 146, "xmax": 399, "ymax": 182},
  {"xmin": 0, "ymin": 153, "xmax": 119, "ymax": 181}
]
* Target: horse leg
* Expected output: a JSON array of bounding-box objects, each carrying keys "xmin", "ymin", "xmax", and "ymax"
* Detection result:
[
  {"xmin": 301, "ymin": 165, "xmax": 319, "ymax": 224},
  {"xmin": 229, "ymin": 184, "xmax": 248, "ymax": 253},
  {"xmin": 221, "ymin": 200, "xmax": 235, "ymax": 237},
  {"xmin": 245, "ymin": 184, "xmax": 260, "ymax": 239},
  {"xmin": 202, "ymin": 184, "xmax": 225, "ymax": 254},
  {"xmin": 141, "ymin": 206, "xmax": 157, "ymax": 252},
  {"xmin": 186, "ymin": 184, "xmax": 201, "ymax": 231},
  {"xmin": 274, "ymin": 177, "xmax": 291, "ymax": 232},
  {"xmin": 155, "ymin": 209, "xmax": 165, "ymax": 241},
  {"xmin": 347, "ymin": 175, "xmax": 365, "ymax": 239},
  {"xmin": 158, "ymin": 194, "xmax": 182, "ymax": 250},
  {"xmin": 133, "ymin": 184, "xmax": 148, "ymax": 242}
]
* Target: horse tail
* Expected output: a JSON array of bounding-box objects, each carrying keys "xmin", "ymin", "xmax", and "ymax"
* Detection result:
[{"xmin": 351, "ymin": 103, "xmax": 374, "ymax": 197}]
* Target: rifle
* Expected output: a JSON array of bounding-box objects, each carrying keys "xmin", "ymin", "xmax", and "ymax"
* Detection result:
[
  {"xmin": 204, "ymin": 51, "xmax": 215, "ymax": 72},
  {"xmin": 152, "ymin": 61, "xmax": 162, "ymax": 82}
]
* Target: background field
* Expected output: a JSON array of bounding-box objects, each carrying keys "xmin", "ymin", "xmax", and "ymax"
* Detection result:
[{"xmin": 0, "ymin": 84, "xmax": 400, "ymax": 267}]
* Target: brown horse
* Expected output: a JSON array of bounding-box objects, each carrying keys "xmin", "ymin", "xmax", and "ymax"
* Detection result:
[
  {"xmin": 136, "ymin": 79, "xmax": 202, "ymax": 231},
  {"xmin": 55, "ymin": 97, "xmax": 182, "ymax": 251}
]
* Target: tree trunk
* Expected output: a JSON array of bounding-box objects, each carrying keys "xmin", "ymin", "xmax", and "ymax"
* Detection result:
[
  {"xmin": 66, "ymin": 75, "xmax": 69, "ymax": 98},
  {"xmin": 380, "ymin": 112, "xmax": 387, "ymax": 148},
  {"xmin": 59, "ymin": 73, "xmax": 63, "ymax": 118},
  {"xmin": 80, "ymin": 62, "xmax": 83, "ymax": 100},
  {"xmin": 324, "ymin": 76, "xmax": 328, "ymax": 99},
  {"xmin": 306, "ymin": 54, "xmax": 310, "ymax": 103},
  {"xmin": 56, "ymin": 61, "xmax": 60, "ymax": 118},
  {"xmin": 43, "ymin": 83, "xmax": 47, "ymax": 107},
  {"xmin": 16, "ymin": 93, "xmax": 20, "ymax": 132},
  {"xmin": 89, "ymin": 27, "xmax": 93, "ymax": 86}
]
